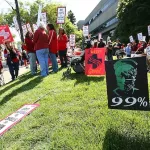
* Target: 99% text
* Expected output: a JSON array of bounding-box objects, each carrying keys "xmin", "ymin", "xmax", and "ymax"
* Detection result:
[{"xmin": 111, "ymin": 97, "xmax": 148, "ymax": 107}]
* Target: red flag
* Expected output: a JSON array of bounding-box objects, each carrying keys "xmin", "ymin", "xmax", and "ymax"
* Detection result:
[
  {"xmin": 0, "ymin": 25, "xmax": 14, "ymax": 44},
  {"xmin": 85, "ymin": 48, "xmax": 106, "ymax": 76}
]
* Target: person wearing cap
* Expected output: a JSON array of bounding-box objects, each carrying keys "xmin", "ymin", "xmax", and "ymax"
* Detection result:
[
  {"xmin": 4, "ymin": 42, "xmax": 19, "ymax": 81},
  {"xmin": 98, "ymin": 38, "xmax": 106, "ymax": 48},
  {"xmin": 33, "ymin": 22, "xmax": 49, "ymax": 77}
]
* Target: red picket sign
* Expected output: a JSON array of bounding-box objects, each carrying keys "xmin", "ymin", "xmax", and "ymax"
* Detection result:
[
  {"xmin": 85, "ymin": 48, "xmax": 106, "ymax": 76},
  {"xmin": 0, "ymin": 25, "xmax": 14, "ymax": 44}
]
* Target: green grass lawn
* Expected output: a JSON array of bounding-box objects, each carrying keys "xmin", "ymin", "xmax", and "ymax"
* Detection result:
[{"xmin": 0, "ymin": 69, "xmax": 150, "ymax": 150}]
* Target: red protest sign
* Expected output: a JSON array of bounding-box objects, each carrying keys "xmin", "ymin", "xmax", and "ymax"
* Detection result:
[
  {"xmin": 0, "ymin": 25, "xmax": 14, "ymax": 44},
  {"xmin": 85, "ymin": 48, "xmax": 106, "ymax": 76}
]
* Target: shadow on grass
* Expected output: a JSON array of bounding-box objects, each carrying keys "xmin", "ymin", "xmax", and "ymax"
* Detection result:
[
  {"xmin": 0, "ymin": 76, "xmax": 43, "ymax": 106},
  {"xmin": 61, "ymin": 72, "xmax": 105, "ymax": 86},
  {"xmin": 0, "ymin": 72, "xmax": 35, "ymax": 96},
  {"xmin": 102, "ymin": 128, "xmax": 150, "ymax": 150}
]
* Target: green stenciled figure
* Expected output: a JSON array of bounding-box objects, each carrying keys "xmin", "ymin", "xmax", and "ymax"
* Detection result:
[{"xmin": 113, "ymin": 59, "xmax": 139, "ymax": 96}]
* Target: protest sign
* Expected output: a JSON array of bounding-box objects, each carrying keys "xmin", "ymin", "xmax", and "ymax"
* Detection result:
[
  {"xmin": 148, "ymin": 25, "xmax": 150, "ymax": 36},
  {"xmin": 85, "ymin": 48, "xmax": 106, "ymax": 76},
  {"xmin": 32, "ymin": 24, "xmax": 38, "ymax": 32},
  {"xmin": 37, "ymin": 4, "xmax": 42, "ymax": 26},
  {"xmin": 0, "ymin": 25, "xmax": 14, "ymax": 44},
  {"xmin": 137, "ymin": 33, "xmax": 143, "ymax": 41},
  {"xmin": 0, "ymin": 104, "xmax": 39, "ymax": 136},
  {"xmin": 69, "ymin": 34, "xmax": 75, "ymax": 47},
  {"xmin": 22, "ymin": 25, "xmax": 28, "ymax": 37},
  {"xmin": 83, "ymin": 26, "xmax": 89, "ymax": 37},
  {"xmin": 98, "ymin": 33, "xmax": 102, "ymax": 41},
  {"xmin": 57, "ymin": 7, "xmax": 66, "ymax": 24},
  {"xmin": 13, "ymin": 16, "xmax": 19, "ymax": 31},
  {"xmin": 105, "ymin": 57, "xmax": 149, "ymax": 111},
  {"xmin": 129, "ymin": 36, "xmax": 134, "ymax": 43},
  {"xmin": 41, "ymin": 12, "xmax": 47, "ymax": 25}
]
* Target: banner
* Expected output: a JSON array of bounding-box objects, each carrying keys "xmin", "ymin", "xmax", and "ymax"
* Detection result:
[
  {"xmin": 0, "ymin": 25, "xmax": 14, "ymax": 44},
  {"xmin": 41, "ymin": 12, "xmax": 47, "ymax": 25},
  {"xmin": 57, "ymin": 7, "xmax": 66, "ymax": 24},
  {"xmin": 22, "ymin": 25, "xmax": 28, "ymax": 37},
  {"xmin": 26, "ymin": 23, "xmax": 32, "ymax": 32},
  {"xmin": 83, "ymin": 26, "xmax": 89, "ymax": 37},
  {"xmin": 137, "ymin": 33, "xmax": 143, "ymax": 41},
  {"xmin": 85, "ymin": 48, "xmax": 106, "ymax": 76},
  {"xmin": 0, "ymin": 104, "xmax": 39, "ymax": 136},
  {"xmin": 105, "ymin": 57, "xmax": 149, "ymax": 111},
  {"xmin": 13, "ymin": 16, "xmax": 19, "ymax": 31},
  {"xmin": 129, "ymin": 36, "xmax": 134, "ymax": 43},
  {"xmin": 148, "ymin": 25, "xmax": 150, "ymax": 36},
  {"xmin": 69, "ymin": 34, "xmax": 75, "ymax": 47},
  {"xmin": 98, "ymin": 33, "xmax": 102, "ymax": 41},
  {"xmin": 32, "ymin": 24, "xmax": 38, "ymax": 32}
]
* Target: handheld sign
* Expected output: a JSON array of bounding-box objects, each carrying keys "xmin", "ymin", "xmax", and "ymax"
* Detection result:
[
  {"xmin": 69, "ymin": 34, "xmax": 75, "ymax": 47},
  {"xmin": 41, "ymin": 12, "xmax": 47, "ymax": 25},
  {"xmin": 57, "ymin": 7, "xmax": 66, "ymax": 24},
  {"xmin": 22, "ymin": 24, "xmax": 28, "ymax": 37},
  {"xmin": 85, "ymin": 48, "xmax": 106, "ymax": 76},
  {"xmin": 98, "ymin": 33, "xmax": 102, "ymax": 41},
  {"xmin": 83, "ymin": 26, "xmax": 89, "ymax": 37},
  {"xmin": 13, "ymin": 16, "xmax": 19, "ymax": 31},
  {"xmin": 32, "ymin": 24, "xmax": 38, "ymax": 32},
  {"xmin": 137, "ymin": 33, "xmax": 143, "ymax": 41},
  {"xmin": 105, "ymin": 57, "xmax": 149, "ymax": 111},
  {"xmin": 129, "ymin": 36, "xmax": 134, "ymax": 43},
  {"xmin": 0, "ymin": 25, "xmax": 14, "ymax": 44},
  {"xmin": 148, "ymin": 25, "xmax": 150, "ymax": 36}
]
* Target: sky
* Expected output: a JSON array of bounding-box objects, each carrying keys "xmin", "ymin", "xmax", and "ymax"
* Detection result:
[{"xmin": 0, "ymin": 0, "xmax": 100, "ymax": 21}]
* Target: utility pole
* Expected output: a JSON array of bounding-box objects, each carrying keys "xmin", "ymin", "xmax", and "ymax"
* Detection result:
[{"xmin": 14, "ymin": 0, "xmax": 24, "ymax": 43}]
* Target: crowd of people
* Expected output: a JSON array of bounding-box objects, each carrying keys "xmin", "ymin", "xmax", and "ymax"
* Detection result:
[
  {"xmin": 1, "ymin": 23, "xmax": 150, "ymax": 82},
  {"xmin": 0, "ymin": 22, "xmax": 69, "ymax": 81}
]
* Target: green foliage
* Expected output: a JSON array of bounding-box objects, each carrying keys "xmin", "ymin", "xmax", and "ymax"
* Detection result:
[
  {"xmin": 67, "ymin": 10, "xmax": 76, "ymax": 25},
  {"xmin": 3, "ymin": 1, "xmax": 82, "ymax": 45},
  {"xmin": 115, "ymin": 0, "xmax": 150, "ymax": 43}
]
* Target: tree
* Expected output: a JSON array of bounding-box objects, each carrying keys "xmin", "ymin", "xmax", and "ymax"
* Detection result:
[
  {"xmin": 114, "ymin": 0, "xmax": 150, "ymax": 43},
  {"xmin": 67, "ymin": 10, "xmax": 76, "ymax": 25},
  {"xmin": 3, "ymin": 1, "xmax": 82, "ymax": 45}
]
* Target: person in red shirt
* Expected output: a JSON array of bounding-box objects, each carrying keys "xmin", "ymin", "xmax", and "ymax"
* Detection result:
[
  {"xmin": 4, "ymin": 41, "xmax": 19, "ymax": 81},
  {"xmin": 25, "ymin": 31, "xmax": 37, "ymax": 75},
  {"xmin": 57, "ymin": 28, "xmax": 68, "ymax": 68},
  {"xmin": 33, "ymin": 22, "xmax": 49, "ymax": 77},
  {"xmin": 47, "ymin": 24, "xmax": 58, "ymax": 73}
]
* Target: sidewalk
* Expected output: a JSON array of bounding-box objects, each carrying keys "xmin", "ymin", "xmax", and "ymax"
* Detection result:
[{"xmin": 2, "ymin": 61, "xmax": 29, "ymax": 84}]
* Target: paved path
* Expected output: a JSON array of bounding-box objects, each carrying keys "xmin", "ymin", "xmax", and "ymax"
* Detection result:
[{"xmin": 2, "ymin": 61, "xmax": 29, "ymax": 84}]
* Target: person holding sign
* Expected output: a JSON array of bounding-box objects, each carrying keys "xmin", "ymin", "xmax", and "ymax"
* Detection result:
[
  {"xmin": 47, "ymin": 24, "xmax": 58, "ymax": 73},
  {"xmin": 33, "ymin": 22, "xmax": 49, "ymax": 77},
  {"xmin": 57, "ymin": 28, "xmax": 68, "ymax": 68}
]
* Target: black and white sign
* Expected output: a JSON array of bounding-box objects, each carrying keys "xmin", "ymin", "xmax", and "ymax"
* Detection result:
[
  {"xmin": 137, "ymin": 33, "xmax": 143, "ymax": 41},
  {"xmin": 148, "ymin": 25, "xmax": 150, "ymax": 36},
  {"xmin": 83, "ymin": 26, "xmax": 89, "ymax": 37},
  {"xmin": 41, "ymin": 12, "xmax": 47, "ymax": 25},
  {"xmin": 105, "ymin": 57, "xmax": 149, "ymax": 111},
  {"xmin": 129, "ymin": 36, "xmax": 134, "ymax": 43},
  {"xmin": 69, "ymin": 34, "xmax": 75, "ymax": 46},
  {"xmin": 57, "ymin": 7, "xmax": 66, "ymax": 24}
]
